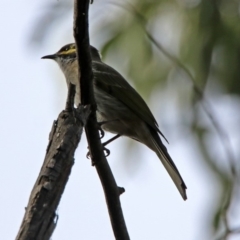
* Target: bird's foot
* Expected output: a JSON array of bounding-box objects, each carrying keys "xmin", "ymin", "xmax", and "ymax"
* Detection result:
[
  {"xmin": 98, "ymin": 127, "xmax": 105, "ymax": 139},
  {"xmin": 95, "ymin": 121, "xmax": 106, "ymax": 139},
  {"xmin": 97, "ymin": 119, "xmax": 119, "ymax": 139},
  {"xmin": 86, "ymin": 146, "xmax": 111, "ymax": 160},
  {"xmin": 103, "ymin": 146, "xmax": 110, "ymax": 157}
]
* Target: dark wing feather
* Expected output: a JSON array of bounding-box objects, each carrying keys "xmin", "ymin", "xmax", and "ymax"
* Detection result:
[{"xmin": 92, "ymin": 60, "xmax": 168, "ymax": 142}]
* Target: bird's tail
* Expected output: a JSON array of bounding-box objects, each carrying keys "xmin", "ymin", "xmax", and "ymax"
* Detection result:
[{"xmin": 150, "ymin": 131, "xmax": 187, "ymax": 200}]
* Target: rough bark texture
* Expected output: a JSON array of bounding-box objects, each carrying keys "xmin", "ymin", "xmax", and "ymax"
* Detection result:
[
  {"xmin": 73, "ymin": 1, "xmax": 130, "ymax": 239},
  {"xmin": 16, "ymin": 85, "xmax": 90, "ymax": 240},
  {"xmin": 16, "ymin": 0, "xmax": 130, "ymax": 239}
]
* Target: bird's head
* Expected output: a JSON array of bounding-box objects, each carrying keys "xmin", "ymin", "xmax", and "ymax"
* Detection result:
[
  {"xmin": 41, "ymin": 43, "xmax": 77, "ymax": 68},
  {"xmin": 42, "ymin": 43, "xmax": 101, "ymax": 66}
]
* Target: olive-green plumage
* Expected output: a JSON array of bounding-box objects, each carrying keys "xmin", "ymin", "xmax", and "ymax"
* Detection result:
[{"xmin": 42, "ymin": 43, "xmax": 187, "ymax": 200}]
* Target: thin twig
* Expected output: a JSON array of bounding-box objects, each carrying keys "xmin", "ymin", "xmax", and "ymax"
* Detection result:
[{"xmin": 73, "ymin": 1, "xmax": 130, "ymax": 239}]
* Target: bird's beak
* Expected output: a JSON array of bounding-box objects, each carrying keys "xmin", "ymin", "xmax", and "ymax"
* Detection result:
[{"xmin": 41, "ymin": 53, "xmax": 57, "ymax": 60}]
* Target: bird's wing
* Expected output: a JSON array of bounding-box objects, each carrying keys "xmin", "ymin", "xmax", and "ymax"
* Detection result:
[
  {"xmin": 149, "ymin": 127, "xmax": 187, "ymax": 200},
  {"xmin": 92, "ymin": 61, "xmax": 168, "ymax": 142}
]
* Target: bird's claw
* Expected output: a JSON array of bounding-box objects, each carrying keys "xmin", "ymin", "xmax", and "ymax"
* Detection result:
[
  {"xmin": 96, "ymin": 121, "xmax": 105, "ymax": 139},
  {"xmin": 97, "ymin": 119, "xmax": 119, "ymax": 139},
  {"xmin": 103, "ymin": 147, "xmax": 110, "ymax": 157},
  {"xmin": 86, "ymin": 151, "xmax": 91, "ymax": 159},
  {"xmin": 98, "ymin": 127, "xmax": 105, "ymax": 139},
  {"xmin": 86, "ymin": 146, "xmax": 110, "ymax": 159}
]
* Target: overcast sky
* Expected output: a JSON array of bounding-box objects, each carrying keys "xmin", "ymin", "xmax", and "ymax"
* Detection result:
[{"xmin": 1, "ymin": 1, "xmax": 239, "ymax": 240}]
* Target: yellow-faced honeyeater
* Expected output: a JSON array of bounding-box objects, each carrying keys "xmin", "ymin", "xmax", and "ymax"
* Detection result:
[{"xmin": 42, "ymin": 43, "xmax": 187, "ymax": 200}]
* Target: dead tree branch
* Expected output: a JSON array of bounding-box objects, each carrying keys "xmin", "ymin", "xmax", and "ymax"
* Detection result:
[
  {"xmin": 73, "ymin": 1, "xmax": 130, "ymax": 239},
  {"xmin": 16, "ymin": 85, "xmax": 90, "ymax": 240}
]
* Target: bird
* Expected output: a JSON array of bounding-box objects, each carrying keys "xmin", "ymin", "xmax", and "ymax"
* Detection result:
[{"xmin": 42, "ymin": 43, "xmax": 187, "ymax": 200}]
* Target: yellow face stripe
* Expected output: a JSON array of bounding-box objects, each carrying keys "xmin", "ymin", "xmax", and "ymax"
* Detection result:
[{"xmin": 60, "ymin": 48, "xmax": 76, "ymax": 55}]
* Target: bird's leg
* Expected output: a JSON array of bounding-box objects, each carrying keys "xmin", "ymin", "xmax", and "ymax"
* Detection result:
[
  {"xmin": 97, "ymin": 126, "xmax": 105, "ymax": 139},
  {"xmin": 102, "ymin": 134, "xmax": 121, "ymax": 147},
  {"xmin": 97, "ymin": 119, "xmax": 119, "ymax": 139},
  {"xmin": 87, "ymin": 119, "xmax": 120, "ymax": 159},
  {"xmin": 99, "ymin": 134, "xmax": 121, "ymax": 159},
  {"xmin": 86, "ymin": 134, "xmax": 121, "ymax": 160},
  {"xmin": 86, "ymin": 146, "xmax": 110, "ymax": 160}
]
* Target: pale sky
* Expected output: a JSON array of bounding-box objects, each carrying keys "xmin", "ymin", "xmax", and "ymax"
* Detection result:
[{"xmin": 1, "ymin": 1, "xmax": 239, "ymax": 240}]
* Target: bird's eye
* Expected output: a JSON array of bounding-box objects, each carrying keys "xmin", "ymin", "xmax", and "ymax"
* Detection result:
[{"xmin": 60, "ymin": 46, "xmax": 69, "ymax": 52}]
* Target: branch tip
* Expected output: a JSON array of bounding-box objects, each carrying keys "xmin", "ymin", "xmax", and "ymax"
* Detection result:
[{"xmin": 118, "ymin": 187, "xmax": 125, "ymax": 195}]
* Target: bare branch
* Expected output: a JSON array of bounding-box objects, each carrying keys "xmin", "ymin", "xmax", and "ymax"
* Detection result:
[
  {"xmin": 73, "ymin": 1, "xmax": 130, "ymax": 239},
  {"xmin": 16, "ymin": 84, "xmax": 89, "ymax": 239}
]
